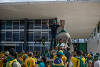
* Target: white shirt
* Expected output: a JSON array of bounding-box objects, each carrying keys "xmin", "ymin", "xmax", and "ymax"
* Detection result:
[{"xmin": 94, "ymin": 60, "xmax": 100, "ymax": 67}]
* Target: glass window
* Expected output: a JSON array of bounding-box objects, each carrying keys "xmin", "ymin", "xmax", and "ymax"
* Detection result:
[
  {"xmin": 42, "ymin": 32, "xmax": 48, "ymax": 42},
  {"xmin": 20, "ymin": 21, "xmax": 24, "ymax": 29},
  {"xmin": 35, "ymin": 19, "xmax": 41, "ymax": 26},
  {"xmin": 42, "ymin": 20, "xmax": 48, "ymax": 29},
  {"xmin": 13, "ymin": 32, "xmax": 19, "ymax": 41},
  {"xmin": 28, "ymin": 32, "xmax": 34, "ymax": 41},
  {"xmin": 34, "ymin": 31, "xmax": 41, "ymax": 41},
  {"xmin": 20, "ymin": 31, "xmax": 24, "ymax": 41},
  {"xmin": 6, "ymin": 20, "xmax": 12, "ymax": 29},
  {"xmin": 28, "ymin": 21, "xmax": 33, "ymax": 29},
  {"xmin": 16, "ymin": 45, "xmax": 22, "ymax": 52},
  {"xmin": 0, "ymin": 32, "xmax": 6, "ymax": 41},
  {"xmin": 79, "ymin": 39, "xmax": 84, "ymax": 43},
  {"xmin": 6, "ymin": 31, "xmax": 12, "ymax": 41},
  {"xmin": 34, "ymin": 46, "xmax": 40, "ymax": 51},
  {"xmin": 0, "ymin": 21, "xmax": 5, "ymax": 29},
  {"xmin": 49, "ymin": 31, "xmax": 51, "ymax": 41},
  {"xmin": 13, "ymin": 21, "xmax": 19, "ymax": 29}
]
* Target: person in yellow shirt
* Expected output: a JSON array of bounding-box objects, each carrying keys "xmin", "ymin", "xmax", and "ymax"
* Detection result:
[
  {"xmin": 71, "ymin": 56, "xmax": 78, "ymax": 67},
  {"xmin": 25, "ymin": 52, "xmax": 35, "ymax": 67},
  {"xmin": 71, "ymin": 51, "xmax": 78, "ymax": 67}
]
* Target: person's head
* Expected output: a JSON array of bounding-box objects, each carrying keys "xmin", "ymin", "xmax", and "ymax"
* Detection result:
[
  {"xmin": 41, "ymin": 57, "xmax": 46, "ymax": 62},
  {"xmin": 52, "ymin": 20, "xmax": 56, "ymax": 24},
  {"xmin": 94, "ymin": 55, "xmax": 99, "ymax": 61},
  {"xmin": 76, "ymin": 50, "xmax": 82, "ymax": 56},
  {"xmin": 72, "ymin": 51, "xmax": 77, "ymax": 57},
  {"xmin": 57, "ymin": 51, "xmax": 64, "ymax": 58},
  {"xmin": 4, "ymin": 51, "xmax": 9, "ymax": 56},
  {"xmin": 28, "ymin": 52, "xmax": 33, "ymax": 57},
  {"xmin": 59, "ymin": 39, "xmax": 63, "ymax": 43},
  {"xmin": 67, "ymin": 47, "xmax": 70, "ymax": 51},
  {"xmin": 9, "ymin": 48, "xmax": 17, "ymax": 58}
]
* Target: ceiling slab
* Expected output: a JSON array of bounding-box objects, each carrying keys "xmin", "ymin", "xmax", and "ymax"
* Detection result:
[{"xmin": 0, "ymin": 2, "xmax": 100, "ymax": 38}]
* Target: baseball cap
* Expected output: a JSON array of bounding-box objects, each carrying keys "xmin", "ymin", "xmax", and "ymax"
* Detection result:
[{"xmin": 52, "ymin": 20, "xmax": 56, "ymax": 23}]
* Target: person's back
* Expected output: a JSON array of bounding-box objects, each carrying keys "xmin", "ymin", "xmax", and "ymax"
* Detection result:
[
  {"xmin": 94, "ymin": 60, "xmax": 100, "ymax": 67},
  {"xmin": 25, "ymin": 52, "xmax": 35, "ymax": 67},
  {"xmin": 6, "ymin": 48, "xmax": 21, "ymax": 67},
  {"xmin": 71, "ymin": 56, "xmax": 77, "ymax": 67},
  {"xmin": 39, "ymin": 62, "xmax": 45, "ymax": 67},
  {"xmin": 25, "ymin": 57, "xmax": 35, "ymax": 67}
]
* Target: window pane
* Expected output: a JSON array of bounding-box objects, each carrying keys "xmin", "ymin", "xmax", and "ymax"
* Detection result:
[
  {"xmin": 0, "ymin": 21, "xmax": 6, "ymax": 29},
  {"xmin": 42, "ymin": 32, "xmax": 48, "ymax": 41},
  {"xmin": 20, "ymin": 31, "xmax": 24, "ymax": 41},
  {"xmin": 20, "ymin": 21, "xmax": 24, "ymax": 29},
  {"xmin": 13, "ymin": 32, "xmax": 19, "ymax": 41},
  {"xmin": 16, "ymin": 45, "xmax": 22, "ymax": 52},
  {"xmin": 13, "ymin": 21, "xmax": 19, "ymax": 29},
  {"xmin": 35, "ymin": 19, "xmax": 41, "ymax": 26},
  {"xmin": 42, "ymin": 20, "xmax": 48, "ymax": 29},
  {"xmin": 28, "ymin": 32, "xmax": 33, "ymax": 41},
  {"xmin": 0, "ymin": 32, "xmax": 5, "ymax": 41},
  {"xmin": 49, "ymin": 31, "xmax": 51, "ymax": 41},
  {"xmin": 34, "ymin": 31, "xmax": 41, "ymax": 41},
  {"xmin": 6, "ymin": 31, "xmax": 12, "ymax": 41},
  {"xmin": 6, "ymin": 20, "xmax": 12, "ymax": 29},
  {"xmin": 28, "ymin": 21, "xmax": 33, "ymax": 29}
]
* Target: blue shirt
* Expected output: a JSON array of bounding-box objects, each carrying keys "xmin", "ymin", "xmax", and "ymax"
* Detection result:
[{"xmin": 39, "ymin": 62, "xmax": 46, "ymax": 67}]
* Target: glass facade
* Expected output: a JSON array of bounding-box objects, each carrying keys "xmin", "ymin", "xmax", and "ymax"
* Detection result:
[{"xmin": 0, "ymin": 19, "xmax": 51, "ymax": 51}]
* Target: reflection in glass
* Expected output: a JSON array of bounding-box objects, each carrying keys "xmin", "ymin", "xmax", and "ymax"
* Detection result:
[
  {"xmin": 13, "ymin": 32, "xmax": 19, "ymax": 41},
  {"xmin": 6, "ymin": 31, "xmax": 12, "ymax": 41},
  {"xmin": 20, "ymin": 21, "xmax": 24, "ymax": 29},
  {"xmin": 0, "ymin": 32, "xmax": 5, "ymax": 41},
  {"xmin": 34, "ymin": 31, "xmax": 41, "ymax": 41},
  {"xmin": 6, "ymin": 20, "xmax": 12, "ymax": 29},
  {"xmin": 42, "ymin": 32, "xmax": 48, "ymax": 41},
  {"xmin": 28, "ymin": 32, "xmax": 33, "ymax": 41},
  {"xmin": 0, "ymin": 22, "xmax": 5, "ymax": 29},
  {"xmin": 13, "ymin": 22, "xmax": 19, "ymax": 29},
  {"xmin": 20, "ymin": 31, "xmax": 24, "ymax": 41}
]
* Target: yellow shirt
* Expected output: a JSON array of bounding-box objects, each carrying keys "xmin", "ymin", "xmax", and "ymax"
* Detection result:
[
  {"xmin": 25, "ymin": 57, "xmax": 35, "ymax": 67},
  {"xmin": 82, "ymin": 57, "xmax": 86, "ymax": 64},
  {"xmin": 61, "ymin": 55, "xmax": 67, "ymax": 63},
  {"xmin": 0, "ymin": 60, "xmax": 3, "ymax": 67},
  {"xmin": 71, "ymin": 57, "xmax": 78, "ymax": 67}
]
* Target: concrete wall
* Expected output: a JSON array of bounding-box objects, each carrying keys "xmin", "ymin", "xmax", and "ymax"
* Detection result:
[{"xmin": 87, "ymin": 37, "xmax": 100, "ymax": 53}]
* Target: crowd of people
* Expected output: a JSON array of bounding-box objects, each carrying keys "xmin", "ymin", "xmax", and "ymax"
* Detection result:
[
  {"xmin": 0, "ymin": 19, "xmax": 100, "ymax": 67},
  {"xmin": 0, "ymin": 44, "xmax": 100, "ymax": 67}
]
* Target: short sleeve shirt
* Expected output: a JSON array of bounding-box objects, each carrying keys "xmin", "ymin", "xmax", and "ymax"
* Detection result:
[{"xmin": 25, "ymin": 57, "xmax": 35, "ymax": 67}]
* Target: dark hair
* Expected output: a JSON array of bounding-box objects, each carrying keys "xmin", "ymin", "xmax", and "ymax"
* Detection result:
[
  {"xmin": 76, "ymin": 50, "xmax": 82, "ymax": 56},
  {"xmin": 67, "ymin": 47, "xmax": 70, "ymax": 51},
  {"xmin": 9, "ymin": 48, "xmax": 17, "ymax": 58},
  {"xmin": 42, "ymin": 57, "xmax": 47, "ymax": 67}
]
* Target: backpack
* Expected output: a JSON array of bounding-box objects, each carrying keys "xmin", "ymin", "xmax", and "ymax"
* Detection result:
[
  {"xmin": 7, "ymin": 59, "xmax": 21, "ymax": 67},
  {"xmin": 76, "ymin": 56, "xmax": 85, "ymax": 67}
]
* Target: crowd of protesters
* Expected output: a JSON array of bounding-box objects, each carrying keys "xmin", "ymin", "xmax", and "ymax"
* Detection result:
[
  {"xmin": 0, "ymin": 19, "xmax": 100, "ymax": 67},
  {"xmin": 0, "ymin": 45, "xmax": 100, "ymax": 67}
]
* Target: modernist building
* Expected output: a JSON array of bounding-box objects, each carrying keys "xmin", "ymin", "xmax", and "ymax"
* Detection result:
[{"xmin": 0, "ymin": 19, "xmax": 56, "ymax": 52}]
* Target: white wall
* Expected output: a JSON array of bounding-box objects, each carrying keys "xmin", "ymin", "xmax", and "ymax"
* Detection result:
[{"xmin": 87, "ymin": 37, "xmax": 100, "ymax": 53}]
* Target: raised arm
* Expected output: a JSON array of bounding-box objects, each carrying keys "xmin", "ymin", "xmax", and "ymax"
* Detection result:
[
  {"xmin": 46, "ymin": 20, "xmax": 49, "ymax": 28},
  {"xmin": 58, "ymin": 20, "xmax": 64, "ymax": 27}
]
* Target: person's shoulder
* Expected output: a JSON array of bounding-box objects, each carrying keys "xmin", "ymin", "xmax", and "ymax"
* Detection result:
[
  {"xmin": 39, "ymin": 62, "xmax": 45, "ymax": 66},
  {"xmin": 12, "ymin": 61, "xmax": 21, "ymax": 67}
]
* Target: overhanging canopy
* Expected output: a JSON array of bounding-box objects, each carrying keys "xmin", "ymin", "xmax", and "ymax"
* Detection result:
[{"xmin": 0, "ymin": 2, "xmax": 100, "ymax": 38}]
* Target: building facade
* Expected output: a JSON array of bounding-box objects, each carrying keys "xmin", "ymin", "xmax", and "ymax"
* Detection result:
[{"xmin": 0, "ymin": 19, "xmax": 55, "ymax": 52}]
